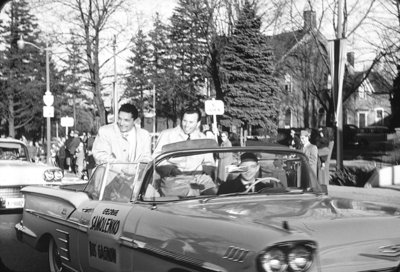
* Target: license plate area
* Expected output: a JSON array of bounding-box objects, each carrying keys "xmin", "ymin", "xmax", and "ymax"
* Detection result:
[{"xmin": 5, "ymin": 198, "xmax": 25, "ymax": 208}]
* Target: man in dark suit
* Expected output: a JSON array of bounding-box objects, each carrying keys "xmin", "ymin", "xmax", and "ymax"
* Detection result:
[{"xmin": 218, "ymin": 153, "xmax": 264, "ymax": 194}]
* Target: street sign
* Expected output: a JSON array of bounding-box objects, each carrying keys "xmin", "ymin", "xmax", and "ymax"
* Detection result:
[
  {"xmin": 43, "ymin": 92, "xmax": 54, "ymax": 106},
  {"xmin": 43, "ymin": 106, "xmax": 54, "ymax": 118},
  {"xmin": 61, "ymin": 116, "xmax": 74, "ymax": 127},
  {"xmin": 205, "ymin": 99, "xmax": 224, "ymax": 115}
]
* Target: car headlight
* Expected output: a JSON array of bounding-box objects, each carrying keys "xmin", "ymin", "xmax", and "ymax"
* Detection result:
[
  {"xmin": 44, "ymin": 169, "xmax": 64, "ymax": 182},
  {"xmin": 258, "ymin": 241, "xmax": 316, "ymax": 272},
  {"xmin": 259, "ymin": 248, "xmax": 288, "ymax": 272},
  {"xmin": 288, "ymin": 246, "xmax": 313, "ymax": 271}
]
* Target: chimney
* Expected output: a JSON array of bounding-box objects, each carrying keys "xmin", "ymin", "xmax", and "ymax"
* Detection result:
[
  {"xmin": 303, "ymin": 10, "xmax": 316, "ymax": 30},
  {"xmin": 347, "ymin": 52, "xmax": 355, "ymax": 67}
]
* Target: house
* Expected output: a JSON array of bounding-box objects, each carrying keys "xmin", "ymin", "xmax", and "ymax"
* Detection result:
[
  {"xmin": 343, "ymin": 52, "xmax": 392, "ymax": 128},
  {"xmin": 268, "ymin": 9, "xmax": 330, "ymax": 129}
]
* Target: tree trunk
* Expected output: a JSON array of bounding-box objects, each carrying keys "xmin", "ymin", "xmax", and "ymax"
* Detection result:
[{"xmin": 7, "ymin": 94, "xmax": 15, "ymax": 138}]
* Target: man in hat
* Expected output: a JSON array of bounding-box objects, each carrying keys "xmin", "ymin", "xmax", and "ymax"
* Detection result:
[
  {"xmin": 300, "ymin": 129, "xmax": 318, "ymax": 176},
  {"xmin": 218, "ymin": 153, "xmax": 281, "ymax": 194}
]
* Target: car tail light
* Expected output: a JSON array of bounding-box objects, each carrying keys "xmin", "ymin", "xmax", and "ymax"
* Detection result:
[
  {"xmin": 44, "ymin": 169, "xmax": 64, "ymax": 182},
  {"xmin": 258, "ymin": 241, "xmax": 316, "ymax": 272}
]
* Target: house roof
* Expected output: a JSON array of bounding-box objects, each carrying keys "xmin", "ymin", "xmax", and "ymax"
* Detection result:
[
  {"xmin": 352, "ymin": 70, "xmax": 392, "ymax": 94},
  {"xmin": 267, "ymin": 26, "xmax": 329, "ymax": 67}
]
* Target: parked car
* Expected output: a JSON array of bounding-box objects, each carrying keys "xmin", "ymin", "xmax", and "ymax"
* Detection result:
[
  {"xmin": 15, "ymin": 139, "xmax": 400, "ymax": 272},
  {"xmin": 0, "ymin": 138, "xmax": 64, "ymax": 213},
  {"xmin": 343, "ymin": 124, "xmax": 360, "ymax": 147},
  {"xmin": 356, "ymin": 125, "xmax": 393, "ymax": 147}
]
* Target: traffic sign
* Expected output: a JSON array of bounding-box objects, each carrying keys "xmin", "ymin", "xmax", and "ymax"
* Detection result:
[
  {"xmin": 43, "ymin": 92, "xmax": 54, "ymax": 106},
  {"xmin": 61, "ymin": 116, "xmax": 74, "ymax": 127},
  {"xmin": 205, "ymin": 99, "xmax": 224, "ymax": 115},
  {"xmin": 43, "ymin": 106, "xmax": 54, "ymax": 118}
]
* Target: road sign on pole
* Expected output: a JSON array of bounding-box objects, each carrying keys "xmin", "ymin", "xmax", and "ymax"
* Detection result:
[
  {"xmin": 205, "ymin": 99, "xmax": 224, "ymax": 138},
  {"xmin": 205, "ymin": 99, "xmax": 224, "ymax": 115},
  {"xmin": 61, "ymin": 116, "xmax": 74, "ymax": 136},
  {"xmin": 43, "ymin": 106, "xmax": 54, "ymax": 118}
]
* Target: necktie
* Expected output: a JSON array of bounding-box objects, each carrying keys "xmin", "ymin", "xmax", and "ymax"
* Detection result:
[{"xmin": 187, "ymin": 134, "xmax": 191, "ymax": 140}]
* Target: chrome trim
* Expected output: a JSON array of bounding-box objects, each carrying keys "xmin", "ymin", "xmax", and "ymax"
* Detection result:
[
  {"xmin": 223, "ymin": 246, "xmax": 250, "ymax": 262},
  {"xmin": 119, "ymin": 236, "xmax": 225, "ymax": 272},
  {"xmin": 61, "ymin": 262, "xmax": 79, "ymax": 272},
  {"xmin": 25, "ymin": 209, "xmax": 89, "ymax": 233},
  {"xmin": 56, "ymin": 228, "xmax": 71, "ymax": 261}
]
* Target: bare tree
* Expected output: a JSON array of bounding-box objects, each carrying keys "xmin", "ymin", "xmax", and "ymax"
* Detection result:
[{"xmin": 30, "ymin": 0, "xmax": 130, "ymax": 126}]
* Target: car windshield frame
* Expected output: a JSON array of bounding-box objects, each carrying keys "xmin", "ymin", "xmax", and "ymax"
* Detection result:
[{"xmin": 137, "ymin": 144, "xmax": 323, "ymax": 202}]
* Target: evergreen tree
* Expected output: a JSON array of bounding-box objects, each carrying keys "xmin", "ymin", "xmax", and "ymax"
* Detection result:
[
  {"xmin": 169, "ymin": 0, "xmax": 210, "ymax": 118},
  {"xmin": 219, "ymin": 0, "xmax": 280, "ymax": 135},
  {"xmin": 124, "ymin": 28, "xmax": 152, "ymax": 119},
  {"xmin": 148, "ymin": 13, "xmax": 179, "ymax": 126},
  {"xmin": 0, "ymin": 0, "xmax": 48, "ymax": 139}
]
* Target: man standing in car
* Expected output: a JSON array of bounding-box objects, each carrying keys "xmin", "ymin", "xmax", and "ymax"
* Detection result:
[
  {"xmin": 153, "ymin": 107, "xmax": 207, "ymax": 157},
  {"xmin": 92, "ymin": 103, "xmax": 152, "ymax": 164},
  {"xmin": 153, "ymin": 107, "xmax": 217, "ymax": 196}
]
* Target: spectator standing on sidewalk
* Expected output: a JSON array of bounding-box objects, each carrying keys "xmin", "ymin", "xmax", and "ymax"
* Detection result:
[
  {"xmin": 92, "ymin": 103, "xmax": 152, "ymax": 164},
  {"xmin": 27, "ymin": 140, "xmax": 37, "ymax": 162},
  {"xmin": 66, "ymin": 130, "xmax": 81, "ymax": 173},
  {"xmin": 288, "ymin": 129, "xmax": 302, "ymax": 150},
  {"xmin": 86, "ymin": 127, "xmax": 97, "ymax": 178},
  {"xmin": 300, "ymin": 129, "xmax": 318, "ymax": 176},
  {"xmin": 217, "ymin": 131, "xmax": 233, "ymax": 183},
  {"xmin": 56, "ymin": 138, "xmax": 66, "ymax": 173},
  {"xmin": 75, "ymin": 135, "xmax": 86, "ymax": 179}
]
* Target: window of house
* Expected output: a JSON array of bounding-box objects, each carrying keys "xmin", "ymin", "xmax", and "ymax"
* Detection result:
[
  {"xmin": 358, "ymin": 88, "xmax": 365, "ymax": 99},
  {"xmin": 375, "ymin": 108, "xmax": 384, "ymax": 125},
  {"xmin": 284, "ymin": 109, "xmax": 291, "ymax": 128},
  {"xmin": 358, "ymin": 112, "xmax": 368, "ymax": 128},
  {"xmin": 284, "ymin": 73, "xmax": 292, "ymax": 92}
]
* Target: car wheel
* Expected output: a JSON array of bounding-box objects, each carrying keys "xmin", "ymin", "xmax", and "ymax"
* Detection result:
[{"xmin": 48, "ymin": 238, "xmax": 63, "ymax": 272}]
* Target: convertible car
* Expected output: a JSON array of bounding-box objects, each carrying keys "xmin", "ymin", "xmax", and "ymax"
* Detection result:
[{"xmin": 15, "ymin": 139, "xmax": 400, "ymax": 272}]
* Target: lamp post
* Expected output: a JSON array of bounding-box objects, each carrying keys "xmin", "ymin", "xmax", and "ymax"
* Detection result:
[{"xmin": 17, "ymin": 35, "xmax": 54, "ymax": 165}]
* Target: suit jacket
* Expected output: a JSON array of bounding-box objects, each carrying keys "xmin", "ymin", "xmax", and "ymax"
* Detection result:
[
  {"xmin": 303, "ymin": 142, "xmax": 318, "ymax": 176},
  {"xmin": 92, "ymin": 124, "xmax": 151, "ymax": 164}
]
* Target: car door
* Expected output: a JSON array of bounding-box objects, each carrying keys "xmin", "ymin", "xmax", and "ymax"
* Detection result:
[{"xmin": 76, "ymin": 162, "xmax": 145, "ymax": 272}]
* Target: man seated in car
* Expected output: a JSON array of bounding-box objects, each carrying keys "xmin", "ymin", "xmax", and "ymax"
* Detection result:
[{"xmin": 218, "ymin": 153, "xmax": 282, "ymax": 194}]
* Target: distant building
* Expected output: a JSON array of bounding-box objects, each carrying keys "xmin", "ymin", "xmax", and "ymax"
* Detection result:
[
  {"xmin": 268, "ymin": 9, "xmax": 330, "ymax": 129},
  {"xmin": 343, "ymin": 52, "xmax": 392, "ymax": 128}
]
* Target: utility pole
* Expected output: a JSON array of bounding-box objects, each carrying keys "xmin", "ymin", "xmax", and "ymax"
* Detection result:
[
  {"xmin": 113, "ymin": 35, "xmax": 118, "ymax": 123},
  {"xmin": 334, "ymin": 0, "xmax": 346, "ymax": 170}
]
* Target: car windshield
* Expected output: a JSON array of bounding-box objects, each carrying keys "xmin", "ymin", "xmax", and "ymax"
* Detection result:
[
  {"xmin": 84, "ymin": 162, "xmax": 148, "ymax": 202},
  {"xmin": 0, "ymin": 141, "xmax": 29, "ymax": 161},
  {"xmin": 140, "ymin": 148, "xmax": 320, "ymax": 202}
]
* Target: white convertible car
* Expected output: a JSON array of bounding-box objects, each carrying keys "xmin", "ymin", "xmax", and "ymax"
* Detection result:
[{"xmin": 15, "ymin": 139, "xmax": 400, "ymax": 272}]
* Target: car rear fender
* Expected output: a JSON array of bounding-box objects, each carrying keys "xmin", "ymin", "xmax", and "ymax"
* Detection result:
[{"xmin": 21, "ymin": 186, "xmax": 90, "ymax": 219}]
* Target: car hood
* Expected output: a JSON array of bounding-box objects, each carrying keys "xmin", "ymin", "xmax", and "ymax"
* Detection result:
[
  {"xmin": 0, "ymin": 160, "xmax": 59, "ymax": 186},
  {"xmin": 139, "ymin": 194, "xmax": 400, "ymax": 271}
]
